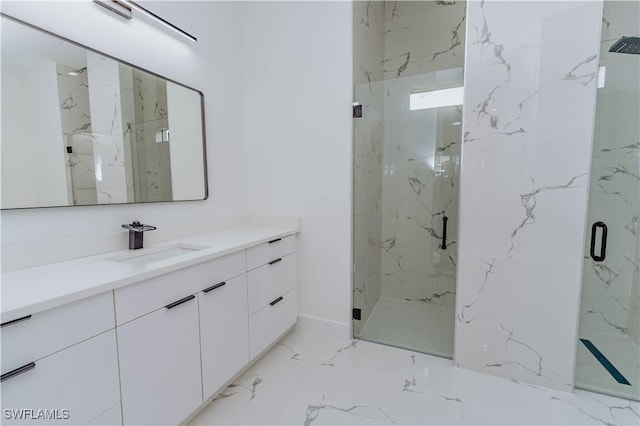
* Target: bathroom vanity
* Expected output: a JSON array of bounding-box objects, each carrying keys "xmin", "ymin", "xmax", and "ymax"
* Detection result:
[{"xmin": 1, "ymin": 226, "xmax": 298, "ymax": 425}]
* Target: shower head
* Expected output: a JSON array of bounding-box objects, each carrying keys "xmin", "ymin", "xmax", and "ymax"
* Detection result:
[{"xmin": 609, "ymin": 36, "xmax": 640, "ymax": 55}]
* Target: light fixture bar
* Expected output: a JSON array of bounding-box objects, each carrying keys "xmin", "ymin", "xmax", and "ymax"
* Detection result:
[
  {"xmin": 410, "ymin": 86, "xmax": 464, "ymax": 111},
  {"xmin": 94, "ymin": 0, "xmax": 132, "ymax": 20},
  {"xmin": 126, "ymin": 0, "xmax": 197, "ymax": 43}
]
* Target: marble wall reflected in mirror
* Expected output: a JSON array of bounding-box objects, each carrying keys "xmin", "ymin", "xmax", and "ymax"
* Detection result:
[{"xmin": 1, "ymin": 14, "xmax": 207, "ymax": 209}]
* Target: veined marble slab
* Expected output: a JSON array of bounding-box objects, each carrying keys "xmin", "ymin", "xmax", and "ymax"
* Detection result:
[
  {"xmin": 189, "ymin": 325, "xmax": 639, "ymax": 425},
  {"xmin": 456, "ymin": 0, "xmax": 604, "ymax": 391}
]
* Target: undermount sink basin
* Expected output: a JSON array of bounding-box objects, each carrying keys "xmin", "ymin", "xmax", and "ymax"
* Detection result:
[{"xmin": 108, "ymin": 244, "xmax": 207, "ymax": 266}]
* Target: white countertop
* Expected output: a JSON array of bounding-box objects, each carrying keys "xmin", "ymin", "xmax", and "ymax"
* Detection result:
[{"xmin": 1, "ymin": 225, "xmax": 298, "ymax": 322}]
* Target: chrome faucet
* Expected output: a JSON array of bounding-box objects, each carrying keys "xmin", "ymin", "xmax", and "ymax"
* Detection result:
[{"xmin": 122, "ymin": 221, "xmax": 157, "ymax": 250}]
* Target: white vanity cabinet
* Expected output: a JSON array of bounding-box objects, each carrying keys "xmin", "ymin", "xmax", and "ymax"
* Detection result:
[
  {"xmin": 114, "ymin": 250, "xmax": 250, "ymax": 424},
  {"xmin": 247, "ymin": 237, "xmax": 298, "ymax": 359},
  {"xmin": 198, "ymin": 274, "xmax": 250, "ymax": 399},
  {"xmin": 0, "ymin": 293, "xmax": 120, "ymax": 425},
  {"xmin": 117, "ymin": 294, "xmax": 202, "ymax": 425},
  {"xmin": 2, "ymin": 227, "xmax": 299, "ymax": 426}
]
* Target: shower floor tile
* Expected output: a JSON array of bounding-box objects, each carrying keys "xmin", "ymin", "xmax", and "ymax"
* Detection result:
[
  {"xmin": 576, "ymin": 332, "xmax": 640, "ymax": 401},
  {"xmin": 190, "ymin": 324, "xmax": 639, "ymax": 426},
  {"xmin": 356, "ymin": 296, "xmax": 455, "ymax": 357}
]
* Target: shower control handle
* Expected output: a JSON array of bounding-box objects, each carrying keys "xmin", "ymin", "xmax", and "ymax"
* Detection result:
[
  {"xmin": 590, "ymin": 221, "xmax": 607, "ymax": 262},
  {"xmin": 441, "ymin": 216, "xmax": 448, "ymax": 250}
]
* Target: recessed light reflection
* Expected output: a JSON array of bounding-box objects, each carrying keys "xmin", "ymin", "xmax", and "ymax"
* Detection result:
[
  {"xmin": 598, "ymin": 65, "xmax": 606, "ymax": 88},
  {"xmin": 410, "ymin": 87, "xmax": 464, "ymax": 111},
  {"xmin": 95, "ymin": 157, "xmax": 103, "ymax": 182}
]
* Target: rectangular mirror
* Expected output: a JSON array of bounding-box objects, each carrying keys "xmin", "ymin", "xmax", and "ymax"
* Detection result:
[{"xmin": 1, "ymin": 14, "xmax": 208, "ymax": 209}]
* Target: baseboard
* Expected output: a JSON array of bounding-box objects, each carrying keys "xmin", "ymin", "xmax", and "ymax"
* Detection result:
[{"xmin": 295, "ymin": 314, "xmax": 352, "ymax": 342}]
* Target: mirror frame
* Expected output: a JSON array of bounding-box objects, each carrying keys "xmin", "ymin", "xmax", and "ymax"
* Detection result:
[{"xmin": 0, "ymin": 12, "xmax": 209, "ymax": 210}]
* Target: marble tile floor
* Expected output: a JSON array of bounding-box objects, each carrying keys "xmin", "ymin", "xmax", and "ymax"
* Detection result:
[
  {"xmin": 189, "ymin": 325, "xmax": 640, "ymax": 426},
  {"xmin": 575, "ymin": 332, "xmax": 640, "ymax": 402},
  {"xmin": 356, "ymin": 297, "xmax": 455, "ymax": 358}
]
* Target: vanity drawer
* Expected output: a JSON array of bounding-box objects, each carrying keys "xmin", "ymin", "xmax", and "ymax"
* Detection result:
[
  {"xmin": 0, "ymin": 330, "xmax": 120, "ymax": 425},
  {"xmin": 249, "ymin": 289, "xmax": 297, "ymax": 359},
  {"xmin": 246, "ymin": 235, "xmax": 295, "ymax": 270},
  {"xmin": 1, "ymin": 292, "xmax": 115, "ymax": 375},
  {"xmin": 114, "ymin": 251, "xmax": 245, "ymax": 325},
  {"xmin": 247, "ymin": 253, "xmax": 296, "ymax": 315}
]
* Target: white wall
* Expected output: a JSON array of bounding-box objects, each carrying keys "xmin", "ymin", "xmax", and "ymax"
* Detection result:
[
  {"xmin": 2, "ymin": 1, "xmax": 355, "ymax": 333},
  {"xmin": 241, "ymin": 2, "xmax": 353, "ymax": 328},
  {"xmin": 1, "ymin": 1, "xmax": 246, "ymax": 263},
  {"xmin": 1, "ymin": 62, "xmax": 69, "ymax": 209},
  {"xmin": 167, "ymin": 82, "xmax": 206, "ymax": 201}
]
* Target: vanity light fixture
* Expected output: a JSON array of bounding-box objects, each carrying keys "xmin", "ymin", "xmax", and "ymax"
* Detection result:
[{"xmin": 94, "ymin": 0, "xmax": 197, "ymax": 43}]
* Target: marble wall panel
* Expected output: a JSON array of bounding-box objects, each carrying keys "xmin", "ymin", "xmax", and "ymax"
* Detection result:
[
  {"xmin": 57, "ymin": 64, "xmax": 91, "ymax": 137},
  {"xmin": 456, "ymin": 0, "xmax": 603, "ymax": 391},
  {"xmin": 93, "ymin": 134, "xmax": 128, "ymax": 204},
  {"xmin": 353, "ymin": 1, "xmax": 385, "ymax": 86},
  {"xmin": 57, "ymin": 63, "xmax": 92, "ymax": 205},
  {"xmin": 128, "ymin": 69, "xmax": 173, "ymax": 202},
  {"xmin": 383, "ymin": 1, "xmax": 465, "ymax": 80},
  {"xmin": 118, "ymin": 65, "xmax": 136, "ymax": 202},
  {"xmin": 380, "ymin": 69, "xmax": 462, "ymax": 311},
  {"xmin": 353, "ymin": 0, "xmax": 385, "ymax": 331},
  {"xmin": 67, "ymin": 133, "xmax": 97, "ymax": 206},
  {"xmin": 86, "ymin": 52, "xmax": 127, "ymax": 204}
]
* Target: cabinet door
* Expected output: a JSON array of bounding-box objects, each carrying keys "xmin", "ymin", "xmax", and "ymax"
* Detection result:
[
  {"xmin": 117, "ymin": 295, "xmax": 202, "ymax": 425},
  {"xmin": 249, "ymin": 289, "xmax": 297, "ymax": 359},
  {"xmin": 0, "ymin": 330, "xmax": 120, "ymax": 425},
  {"xmin": 198, "ymin": 274, "xmax": 249, "ymax": 399}
]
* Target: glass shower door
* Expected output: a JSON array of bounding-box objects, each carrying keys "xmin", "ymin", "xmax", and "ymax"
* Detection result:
[
  {"xmin": 576, "ymin": 0, "xmax": 639, "ymax": 402},
  {"xmin": 353, "ymin": 68, "xmax": 462, "ymax": 357}
]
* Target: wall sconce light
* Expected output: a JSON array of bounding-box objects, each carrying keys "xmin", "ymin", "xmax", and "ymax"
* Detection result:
[{"xmin": 94, "ymin": 0, "xmax": 197, "ymax": 43}]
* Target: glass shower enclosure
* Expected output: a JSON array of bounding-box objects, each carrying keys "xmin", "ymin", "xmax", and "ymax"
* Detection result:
[
  {"xmin": 575, "ymin": 0, "xmax": 639, "ymax": 402},
  {"xmin": 352, "ymin": 1, "xmax": 465, "ymax": 357}
]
